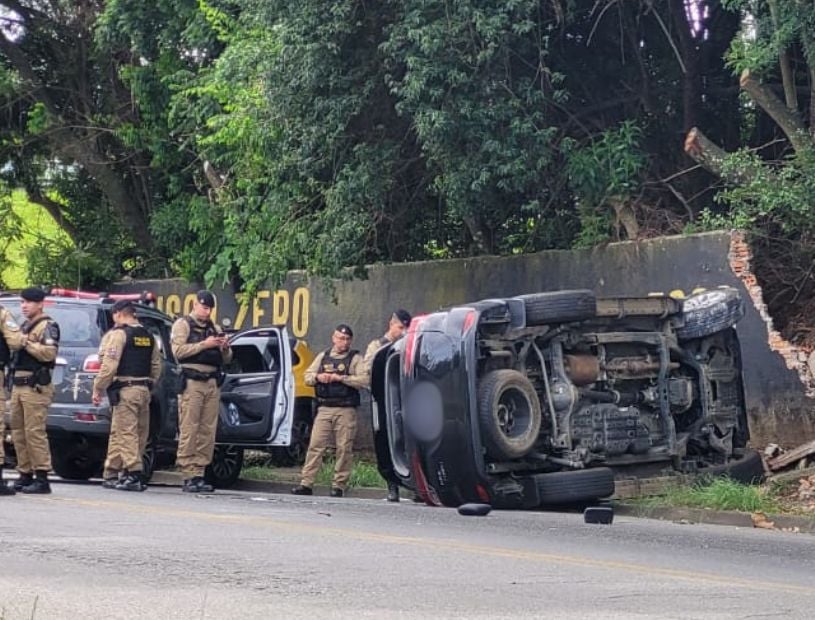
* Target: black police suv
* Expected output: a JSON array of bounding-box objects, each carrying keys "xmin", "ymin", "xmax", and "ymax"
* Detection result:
[
  {"xmin": 370, "ymin": 287, "xmax": 758, "ymax": 509},
  {"xmin": 2, "ymin": 289, "xmax": 300, "ymax": 487}
]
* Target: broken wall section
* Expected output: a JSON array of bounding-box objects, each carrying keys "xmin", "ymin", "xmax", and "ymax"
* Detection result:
[{"xmin": 728, "ymin": 231, "xmax": 815, "ymax": 445}]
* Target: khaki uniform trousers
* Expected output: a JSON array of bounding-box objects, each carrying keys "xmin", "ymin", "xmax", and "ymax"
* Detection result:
[
  {"xmin": 300, "ymin": 406, "xmax": 357, "ymax": 490},
  {"xmin": 177, "ymin": 378, "xmax": 220, "ymax": 478},
  {"xmin": 10, "ymin": 384, "xmax": 54, "ymax": 473},
  {"xmin": 103, "ymin": 386, "xmax": 151, "ymax": 478},
  {"xmin": 0, "ymin": 376, "xmax": 7, "ymax": 462}
]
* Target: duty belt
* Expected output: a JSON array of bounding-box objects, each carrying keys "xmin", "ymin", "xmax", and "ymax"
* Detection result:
[
  {"xmin": 12, "ymin": 375, "xmax": 36, "ymax": 387},
  {"xmin": 182, "ymin": 368, "xmax": 220, "ymax": 382},
  {"xmin": 112, "ymin": 379, "xmax": 153, "ymax": 388}
]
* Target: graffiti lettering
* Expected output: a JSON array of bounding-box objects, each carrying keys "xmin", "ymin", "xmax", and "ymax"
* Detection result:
[
  {"xmin": 157, "ymin": 287, "xmax": 310, "ymax": 337},
  {"xmin": 292, "ymin": 288, "xmax": 309, "ymax": 338}
]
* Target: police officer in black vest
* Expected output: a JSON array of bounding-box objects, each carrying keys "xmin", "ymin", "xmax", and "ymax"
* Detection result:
[
  {"xmin": 171, "ymin": 290, "xmax": 232, "ymax": 492},
  {"xmin": 293, "ymin": 324, "xmax": 367, "ymax": 497},
  {"xmin": 0, "ymin": 302, "xmax": 23, "ymax": 495},
  {"xmin": 92, "ymin": 300, "xmax": 162, "ymax": 491},
  {"xmin": 9, "ymin": 287, "xmax": 59, "ymax": 494}
]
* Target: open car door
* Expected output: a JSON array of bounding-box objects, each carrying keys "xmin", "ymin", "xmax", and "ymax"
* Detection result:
[{"xmin": 216, "ymin": 327, "xmax": 295, "ymax": 447}]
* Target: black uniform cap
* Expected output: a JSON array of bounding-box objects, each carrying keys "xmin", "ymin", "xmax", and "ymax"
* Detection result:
[
  {"xmin": 335, "ymin": 324, "xmax": 354, "ymax": 338},
  {"xmin": 111, "ymin": 299, "xmax": 136, "ymax": 314},
  {"xmin": 196, "ymin": 290, "xmax": 216, "ymax": 307},
  {"xmin": 20, "ymin": 287, "xmax": 46, "ymax": 302},
  {"xmin": 393, "ymin": 309, "xmax": 412, "ymax": 328}
]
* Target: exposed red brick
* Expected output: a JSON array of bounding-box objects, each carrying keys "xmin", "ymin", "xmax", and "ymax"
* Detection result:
[{"xmin": 729, "ymin": 231, "xmax": 815, "ymax": 396}]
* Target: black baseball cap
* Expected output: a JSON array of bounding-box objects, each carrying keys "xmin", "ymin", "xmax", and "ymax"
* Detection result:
[
  {"xmin": 196, "ymin": 290, "xmax": 216, "ymax": 307},
  {"xmin": 111, "ymin": 299, "xmax": 135, "ymax": 314},
  {"xmin": 20, "ymin": 287, "xmax": 46, "ymax": 302},
  {"xmin": 393, "ymin": 309, "xmax": 412, "ymax": 328},
  {"xmin": 335, "ymin": 324, "xmax": 354, "ymax": 338}
]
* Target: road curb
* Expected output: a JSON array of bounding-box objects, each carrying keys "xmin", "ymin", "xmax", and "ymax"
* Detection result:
[
  {"xmin": 152, "ymin": 469, "xmax": 815, "ymax": 533},
  {"xmin": 150, "ymin": 470, "xmax": 388, "ymax": 500},
  {"xmin": 615, "ymin": 503, "xmax": 815, "ymax": 534}
]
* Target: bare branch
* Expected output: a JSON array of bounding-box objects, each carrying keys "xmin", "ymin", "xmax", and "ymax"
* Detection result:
[
  {"xmin": 740, "ymin": 70, "xmax": 811, "ymax": 154},
  {"xmin": 767, "ymin": 0, "xmax": 798, "ymax": 112}
]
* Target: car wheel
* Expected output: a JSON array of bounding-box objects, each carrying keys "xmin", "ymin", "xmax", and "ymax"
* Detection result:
[
  {"xmin": 697, "ymin": 449, "xmax": 765, "ymax": 485},
  {"xmin": 51, "ymin": 442, "xmax": 102, "ymax": 481},
  {"xmin": 477, "ymin": 370, "xmax": 542, "ymax": 460},
  {"xmin": 677, "ymin": 287, "xmax": 745, "ymax": 341},
  {"xmin": 535, "ymin": 468, "xmax": 615, "ymax": 505},
  {"xmin": 204, "ymin": 445, "xmax": 245, "ymax": 488},
  {"xmin": 141, "ymin": 434, "xmax": 157, "ymax": 482},
  {"xmin": 517, "ymin": 290, "xmax": 597, "ymax": 325},
  {"xmin": 268, "ymin": 415, "xmax": 312, "ymax": 467}
]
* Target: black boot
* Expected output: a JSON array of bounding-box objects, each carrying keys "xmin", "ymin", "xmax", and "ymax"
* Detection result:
[
  {"xmin": 102, "ymin": 475, "xmax": 120, "ymax": 489},
  {"xmin": 387, "ymin": 482, "xmax": 400, "ymax": 502},
  {"xmin": 182, "ymin": 477, "xmax": 213, "ymax": 493},
  {"xmin": 21, "ymin": 470, "xmax": 51, "ymax": 494},
  {"xmin": 0, "ymin": 468, "xmax": 15, "ymax": 496},
  {"xmin": 193, "ymin": 476, "xmax": 213, "ymax": 493},
  {"xmin": 13, "ymin": 472, "xmax": 33, "ymax": 492},
  {"xmin": 115, "ymin": 472, "xmax": 146, "ymax": 492},
  {"xmin": 291, "ymin": 484, "xmax": 313, "ymax": 496}
]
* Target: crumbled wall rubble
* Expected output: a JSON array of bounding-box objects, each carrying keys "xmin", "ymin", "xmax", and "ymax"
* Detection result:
[{"xmin": 728, "ymin": 231, "xmax": 815, "ymax": 398}]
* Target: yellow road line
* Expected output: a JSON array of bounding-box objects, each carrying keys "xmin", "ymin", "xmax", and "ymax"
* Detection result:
[{"xmin": 33, "ymin": 495, "xmax": 815, "ymax": 595}]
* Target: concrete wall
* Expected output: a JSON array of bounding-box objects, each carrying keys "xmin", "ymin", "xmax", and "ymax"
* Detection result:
[{"xmin": 114, "ymin": 231, "xmax": 815, "ymax": 448}]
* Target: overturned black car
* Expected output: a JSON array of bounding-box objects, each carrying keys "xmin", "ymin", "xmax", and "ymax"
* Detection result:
[{"xmin": 370, "ymin": 287, "xmax": 755, "ymax": 509}]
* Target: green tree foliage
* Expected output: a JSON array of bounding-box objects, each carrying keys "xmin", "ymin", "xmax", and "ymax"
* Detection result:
[
  {"xmin": 3, "ymin": 0, "xmax": 797, "ymax": 310},
  {"xmin": 687, "ymin": 0, "xmax": 815, "ymax": 338},
  {"xmin": 160, "ymin": 0, "xmax": 741, "ymax": 292}
]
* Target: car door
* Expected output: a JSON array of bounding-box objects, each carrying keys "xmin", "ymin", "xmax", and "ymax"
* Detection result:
[
  {"xmin": 216, "ymin": 327, "xmax": 295, "ymax": 447},
  {"xmin": 137, "ymin": 312, "xmax": 179, "ymax": 443}
]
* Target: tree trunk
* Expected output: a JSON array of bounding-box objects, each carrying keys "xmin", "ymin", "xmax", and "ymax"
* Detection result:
[
  {"xmin": 46, "ymin": 129, "xmax": 153, "ymax": 249},
  {"xmin": 669, "ymin": 0, "xmax": 701, "ymax": 133}
]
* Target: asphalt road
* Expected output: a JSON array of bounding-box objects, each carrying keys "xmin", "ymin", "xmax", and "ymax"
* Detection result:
[{"xmin": 1, "ymin": 480, "xmax": 814, "ymax": 620}]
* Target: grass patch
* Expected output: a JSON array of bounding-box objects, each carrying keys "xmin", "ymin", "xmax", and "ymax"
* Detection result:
[
  {"xmin": 241, "ymin": 457, "xmax": 387, "ymax": 489},
  {"xmin": 315, "ymin": 458, "xmax": 386, "ymax": 489},
  {"xmin": 635, "ymin": 477, "xmax": 781, "ymax": 513},
  {"xmin": 240, "ymin": 465, "xmax": 282, "ymax": 482}
]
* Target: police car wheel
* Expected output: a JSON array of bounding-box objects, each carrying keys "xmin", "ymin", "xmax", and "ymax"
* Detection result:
[
  {"xmin": 205, "ymin": 445, "xmax": 245, "ymax": 488},
  {"xmin": 51, "ymin": 442, "xmax": 101, "ymax": 481}
]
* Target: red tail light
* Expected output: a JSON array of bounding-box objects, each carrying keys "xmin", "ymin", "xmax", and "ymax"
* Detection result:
[
  {"xmin": 83, "ymin": 355, "xmax": 102, "ymax": 372},
  {"xmin": 403, "ymin": 315, "xmax": 427, "ymax": 376},
  {"xmin": 74, "ymin": 412, "xmax": 98, "ymax": 422},
  {"xmin": 476, "ymin": 483, "xmax": 491, "ymax": 503},
  {"xmin": 461, "ymin": 309, "xmax": 477, "ymax": 334}
]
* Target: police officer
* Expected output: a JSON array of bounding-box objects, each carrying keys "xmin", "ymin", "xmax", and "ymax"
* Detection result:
[
  {"xmin": 92, "ymin": 300, "xmax": 162, "ymax": 491},
  {"xmin": 292, "ymin": 324, "xmax": 366, "ymax": 497},
  {"xmin": 363, "ymin": 309, "xmax": 411, "ymax": 502},
  {"xmin": 9, "ymin": 287, "xmax": 59, "ymax": 494},
  {"xmin": 171, "ymin": 290, "xmax": 232, "ymax": 493},
  {"xmin": 0, "ymin": 302, "xmax": 23, "ymax": 495}
]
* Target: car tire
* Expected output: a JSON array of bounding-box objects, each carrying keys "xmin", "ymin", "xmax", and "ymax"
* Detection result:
[
  {"xmin": 51, "ymin": 442, "xmax": 101, "ymax": 481},
  {"xmin": 268, "ymin": 402, "xmax": 314, "ymax": 467},
  {"xmin": 535, "ymin": 468, "xmax": 615, "ymax": 505},
  {"xmin": 677, "ymin": 288, "xmax": 745, "ymax": 341},
  {"xmin": 204, "ymin": 445, "xmax": 245, "ymax": 488},
  {"xmin": 697, "ymin": 449, "xmax": 765, "ymax": 485},
  {"xmin": 517, "ymin": 290, "xmax": 597, "ymax": 325},
  {"xmin": 477, "ymin": 370, "xmax": 542, "ymax": 460},
  {"xmin": 141, "ymin": 433, "xmax": 157, "ymax": 482}
]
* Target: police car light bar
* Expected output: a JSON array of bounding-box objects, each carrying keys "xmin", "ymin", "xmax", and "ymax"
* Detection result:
[
  {"xmin": 49, "ymin": 288, "xmax": 157, "ymax": 304},
  {"xmin": 107, "ymin": 292, "xmax": 157, "ymax": 303},
  {"xmin": 49, "ymin": 288, "xmax": 100, "ymax": 299}
]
